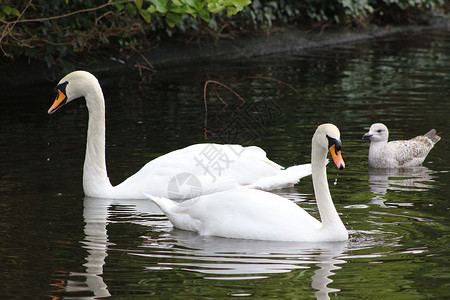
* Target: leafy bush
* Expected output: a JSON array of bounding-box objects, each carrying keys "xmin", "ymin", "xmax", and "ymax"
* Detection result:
[
  {"xmin": 238, "ymin": 0, "xmax": 445, "ymax": 27},
  {"xmin": 0, "ymin": 0, "xmax": 250, "ymax": 67},
  {"xmin": 0, "ymin": 0, "xmax": 446, "ymax": 69}
]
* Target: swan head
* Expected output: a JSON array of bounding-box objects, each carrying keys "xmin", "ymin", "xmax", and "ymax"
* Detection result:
[
  {"xmin": 48, "ymin": 71, "xmax": 99, "ymax": 114},
  {"xmin": 314, "ymin": 123, "xmax": 345, "ymax": 170},
  {"xmin": 363, "ymin": 123, "xmax": 389, "ymax": 143}
]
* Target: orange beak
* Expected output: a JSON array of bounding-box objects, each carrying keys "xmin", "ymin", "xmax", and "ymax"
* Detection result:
[
  {"xmin": 329, "ymin": 144, "xmax": 345, "ymax": 170},
  {"xmin": 48, "ymin": 89, "xmax": 67, "ymax": 114}
]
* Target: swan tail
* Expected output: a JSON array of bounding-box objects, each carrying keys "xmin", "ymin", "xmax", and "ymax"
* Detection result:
[
  {"xmin": 145, "ymin": 193, "xmax": 201, "ymax": 232},
  {"xmin": 249, "ymin": 163, "xmax": 312, "ymax": 190},
  {"xmin": 284, "ymin": 163, "xmax": 312, "ymax": 178},
  {"xmin": 145, "ymin": 193, "xmax": 177, "ymax": 212}
]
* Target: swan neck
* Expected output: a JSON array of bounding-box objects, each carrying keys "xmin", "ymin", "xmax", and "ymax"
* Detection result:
[
  {"xmin": 311, "ymin": 140, "xmax": 343, "ymax": 227},
  {"xmin": 83, "ymin": 84, "xmax": 113, "ymax": 197}
]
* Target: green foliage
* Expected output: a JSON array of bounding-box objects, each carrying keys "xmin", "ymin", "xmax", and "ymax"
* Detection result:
[
  {"xmin": 0, "ymin": 4, "xmax": 20, "ymax": 20},
  {"xmin": 0, "ymin": 0, "xmax": 251, "ymax": 68},
  {"xmin": 0, "ymin": 0, "xmax": 446, "ymax": 69},
  {"xmin": 239, "ymin": 0, "xmax": 445, "ymax": 26},
  {"xmin": 240, "ymin": 0, "xmax": 301, "ymax": 28},
  {"xmin": 129, "ymin": 0, "xmax": 251, "ymax": 27}
]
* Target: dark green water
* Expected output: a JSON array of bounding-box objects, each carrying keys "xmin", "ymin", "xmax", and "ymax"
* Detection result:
[{"xmin": 1, "ymin": 30, "xmax": 449, "ymax": 299}]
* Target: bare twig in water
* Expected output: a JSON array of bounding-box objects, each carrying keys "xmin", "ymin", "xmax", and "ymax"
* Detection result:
[
  {"xmin": 202, "ymin": 76, "xmax": 297, "ymax": 140},
  {"xmin": 203, "ymin": 80, "xmax": 245, "ymax": 139},
  {"xmin": 131, "ymin": 45, "xmax": 156, "ymax": 76}
]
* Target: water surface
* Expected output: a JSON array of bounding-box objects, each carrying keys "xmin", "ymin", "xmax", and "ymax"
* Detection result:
[{"xmin": 1, "ymin": 30, "xmax": 449, "ymax": 299}]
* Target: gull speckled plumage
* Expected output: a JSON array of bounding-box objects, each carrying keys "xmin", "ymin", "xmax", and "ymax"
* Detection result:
[{"xmin": 363, "ymin": 123, "xmax": 440, "ymax": 168}]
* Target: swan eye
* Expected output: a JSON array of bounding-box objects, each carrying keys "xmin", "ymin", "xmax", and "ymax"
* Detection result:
[
  {"xmin": 56, "ymin": 81, "xmax": 69, "ymax": 94},
  {"xmin": 326, "ymin": 135, "xmax": 342, "ymax": 152},
  {"xmin": 377, "ymin": 129, "xmax": 383, "ymax": 133}
]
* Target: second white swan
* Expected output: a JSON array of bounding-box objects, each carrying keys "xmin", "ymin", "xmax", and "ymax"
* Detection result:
[{"xmin": 147, "ymin": 123, "xmax": 348, "ymax": 242}]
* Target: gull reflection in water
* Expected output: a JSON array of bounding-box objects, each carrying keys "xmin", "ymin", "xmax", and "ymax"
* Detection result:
[
  {"xmin": 63, "ymin": 194, "xmax": 349, "ymax": 300},
  {"xmin": 368, "ymin": 166, "xmax": 436, "ymax": 207}
]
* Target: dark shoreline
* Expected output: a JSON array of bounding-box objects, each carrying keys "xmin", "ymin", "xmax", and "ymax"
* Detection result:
[{"xmin": 1, "ymin": 15, "xmax": 449, "ymax": 92}]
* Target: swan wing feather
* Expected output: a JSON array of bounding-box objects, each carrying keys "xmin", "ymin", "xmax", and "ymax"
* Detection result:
[
  {"xmin": 113, "ymin": 144, "xmax": 311, "ymax": 199},
  {"xmin": 147, "ymin": 188, "xmax": 322, "ymax": 241}
]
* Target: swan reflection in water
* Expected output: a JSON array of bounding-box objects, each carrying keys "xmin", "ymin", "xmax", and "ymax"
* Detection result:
[
  {"xmin": 138, "ymin": 230, "xmax": 347, "ymax": 299},
  {"xmin": 59, "ymin": 194, "xmax": 350, "ymax": 299},
  {"xmin": 368, "ymin": 166, "xmax": 437, "ymax": 207},
  {"xmin": 62, "ymin": 198, "xmax": 115, "ymax": 298}
]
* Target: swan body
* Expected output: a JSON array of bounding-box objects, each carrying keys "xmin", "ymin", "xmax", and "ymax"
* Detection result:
[
  {"xmin": 148, "ymin": 123, "xmax": 348, "ymax": 242},
  {"xmin": 363, "ymin": 123, "xmax": 440, "ymax": 168},
  {"xmin": 48, "ymin": 70, "xmax": 311, "ymax": 199}
]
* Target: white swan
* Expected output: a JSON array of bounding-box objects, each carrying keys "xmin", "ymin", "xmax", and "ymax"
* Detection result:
[
  {"xmin": 48, "ymin": 70, "xmax": 311, "ymax": 199},
  {"xmin": 363, "ymin": 123, "xmax": 440, "ymax": 168},
  {"xmin": 147, "ymin": 123, "xmax": 348, "ymax": 242}
]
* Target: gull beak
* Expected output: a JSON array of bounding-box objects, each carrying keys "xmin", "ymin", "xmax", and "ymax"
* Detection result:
[
  {"xmin": 362, "ymin": 132, "xmax": 372, "ymax": 139},
  {"xmin": 48, "ymin": 89, "xmax": 67, "ymax": 114},
  {"xmin": 329, "ymin": 144, "xmax": 345, "ymax": 170}
]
